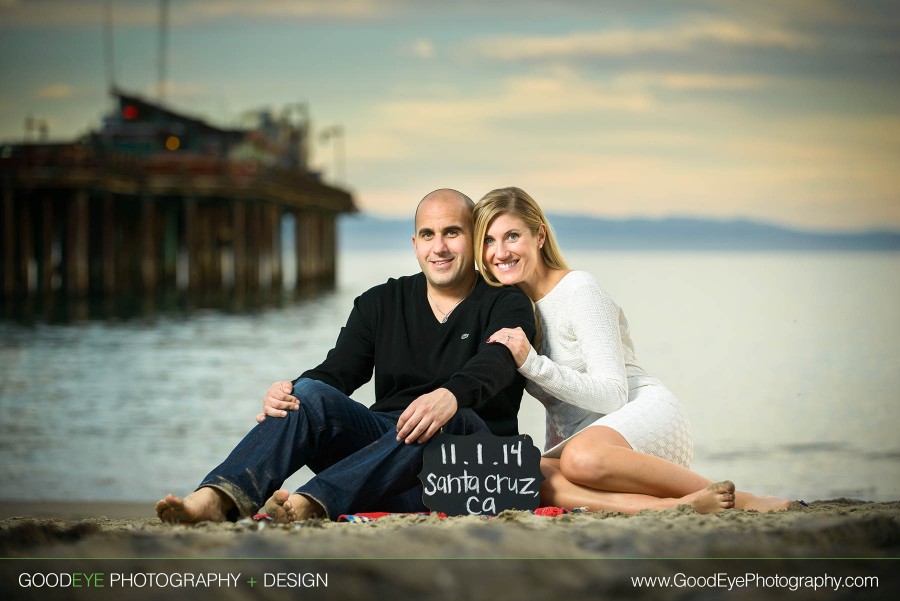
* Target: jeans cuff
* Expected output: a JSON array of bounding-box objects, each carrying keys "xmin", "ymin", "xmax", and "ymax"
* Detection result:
[
  {"xmin": 294, "ymin": 487, "xmax": 333, "ymax": 521},
  {"xmin": 196, "ymin": 482, "xmax": 256, "ymax": 521}
]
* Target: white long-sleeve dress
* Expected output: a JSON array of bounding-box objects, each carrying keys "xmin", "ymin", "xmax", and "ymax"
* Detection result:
[{"xmin": 518, "ymin": 271, "xmax": 693, "ymax": 467}]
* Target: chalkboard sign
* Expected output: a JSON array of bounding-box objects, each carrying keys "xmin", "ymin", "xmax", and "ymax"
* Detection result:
[{"xmin": 418, "ymin": 430, "xmax": 544, "ymax": 516}]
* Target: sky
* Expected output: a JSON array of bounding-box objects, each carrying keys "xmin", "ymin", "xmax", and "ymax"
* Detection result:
[{"xmin": 1, "ymin": 0, "xmax": 898, "ymax": 231}]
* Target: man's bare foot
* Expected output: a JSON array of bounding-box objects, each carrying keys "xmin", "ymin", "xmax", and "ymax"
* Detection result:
[
  {"xmin": 260, "ymin": 489, "xmax": 324, "ymax": 523},
  {"xmin": 740, "ymin": 493, "xmax": 792, "ymax": 513},
  {"xmin": 155, "ymin": 487, "xmax": 233, "ymax": 524},
  {"xmin": 260, "ymin": 490, "xmax": 298, "ymax": 523},
  {"xmin": 680, "ymin": 480, "xmax": 735, "ymax": 514}
]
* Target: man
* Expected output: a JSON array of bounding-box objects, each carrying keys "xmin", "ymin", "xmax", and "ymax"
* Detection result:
[{"xmin": 156, "ymin": 188, "xmax": 535, "ymax": 523}]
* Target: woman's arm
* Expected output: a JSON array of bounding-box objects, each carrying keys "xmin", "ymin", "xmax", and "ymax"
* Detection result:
[{"xmin": 518, "ymin": 275, "xmax": 628, "ymax": 414}]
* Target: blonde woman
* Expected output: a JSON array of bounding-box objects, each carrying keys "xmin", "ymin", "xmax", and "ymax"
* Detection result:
[{"xmin": 474, "ymin": 186, "xmax": 792, "ymax": 514}]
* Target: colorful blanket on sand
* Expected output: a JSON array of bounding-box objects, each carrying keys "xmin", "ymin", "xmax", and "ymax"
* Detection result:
[
  {"xmin": 252, "ymin": 507, "xmax": 570, "ymax": 523},
  {"xmin": 335, "ymin": 507, "xmax": 569, "ymax": 523}
]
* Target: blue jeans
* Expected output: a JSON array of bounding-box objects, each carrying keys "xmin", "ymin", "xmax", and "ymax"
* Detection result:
[{"xmin": 198, "ymin": 378, "xmax": 489, "ymax": 520}]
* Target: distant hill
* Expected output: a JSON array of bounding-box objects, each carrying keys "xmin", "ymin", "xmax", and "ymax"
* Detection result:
[{"xmin": 338, "ymin": 213, "xmax": 900, "ymax": 252}]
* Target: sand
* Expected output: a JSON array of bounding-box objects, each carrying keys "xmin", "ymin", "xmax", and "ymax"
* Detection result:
[{"xmin": 2, "ymin": 499, "xmax": 898, "ymax": 600}]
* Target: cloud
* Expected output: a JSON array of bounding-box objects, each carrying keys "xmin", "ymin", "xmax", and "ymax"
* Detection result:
[
  {"xmin": 35, "ymin": 83, "xmax": 75, "ymax": 100},
  {"xmin": 410, "ymin": 38, "xmax": 435, "ymax": 60},
  {"xmin": 470, "ymin": 17, "xmax": 817, "ymax": 61},
  {"xmin": 710, "ymin": 0, "xmax": 899, "ymax": 28},
  {"xmin": 346, "ymin": 70, "xmax": 900, "ymax": 230},
  {"xmin": 346, "ymin": 66, "xmax": 782, "ymax": 197},
  {"xmin": 0, "ymin": 0, "xmax": 387, "ymax": 28},
  {"xmin": 352, "ymin": 71, "xmax": 655, "ymax": 154},
  {"xmin": 507, "ymin": 113, "xmax": 900, "ymax": 230},
  {"xmin": 0, "ymin": 0, "xmax": 156, "ymax": 28},
  {"xmin": 617, "ymin": 72, "xmax": 771, "ymax": 91},
  {"xmin": 343, "ymin": 73, "xmax": 657, "ymax": 184},
  {"xmin": 190, "ymin": 0, "xmax": 385, "ymax": 21}
]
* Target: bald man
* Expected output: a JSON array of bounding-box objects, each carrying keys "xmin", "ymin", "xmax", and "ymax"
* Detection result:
[{"xmin": 157, "ymin": 189, "xmax": 535, "ymax": 523}]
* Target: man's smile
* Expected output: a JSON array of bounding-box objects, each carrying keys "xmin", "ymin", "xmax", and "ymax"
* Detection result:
[{"xmin": 431, "ymin": 257, "xmax": 454, "ymax": 268}]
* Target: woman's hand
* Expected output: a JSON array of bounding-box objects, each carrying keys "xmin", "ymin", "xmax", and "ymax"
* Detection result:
[{"xmin": 486, "ymin": 326, "xmax": 531, "ymax": 367}]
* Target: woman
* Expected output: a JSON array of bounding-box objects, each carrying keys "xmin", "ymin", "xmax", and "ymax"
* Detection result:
[{"xmin": 474, "ymin": 186, "xmax": 792, "ymax": 514}]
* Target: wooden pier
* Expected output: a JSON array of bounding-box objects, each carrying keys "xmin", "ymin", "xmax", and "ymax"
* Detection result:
[{"xmin": 1, "ymin": 91, "xmax": 355, "ymax": 310}]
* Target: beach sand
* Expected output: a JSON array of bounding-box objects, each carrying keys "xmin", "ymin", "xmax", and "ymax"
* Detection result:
[{"xmin": 2, "ymin": 499, "xmax": 898, "ymax": 600}]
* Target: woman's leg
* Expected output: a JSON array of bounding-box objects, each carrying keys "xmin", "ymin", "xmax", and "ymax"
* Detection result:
[
  {"xmin": 734, "ymin": 491, "xmax": 793, "ymax": 512},
  {"xmin": 540, "ymin": 459, "xmax": 735, "ymax": 515},
  {"xmin": 560, "ymin": 425, "xmax": 712, "ymax": 497},
  {"xmin": 557, "ymin": 428, "xmax": 791, "ymax": 512}
]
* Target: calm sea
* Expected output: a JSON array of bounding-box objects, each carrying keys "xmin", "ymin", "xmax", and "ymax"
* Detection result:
[{"xmin": 0, "ymin": 250, "xmax": 898, "ymax": 504}]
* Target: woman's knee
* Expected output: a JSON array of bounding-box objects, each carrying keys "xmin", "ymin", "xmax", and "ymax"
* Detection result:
[{"xmin": 559, "ymin": 441, "xmax": 612, "ymax": 484}]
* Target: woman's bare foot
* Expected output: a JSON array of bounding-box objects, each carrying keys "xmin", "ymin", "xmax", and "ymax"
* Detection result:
[
  {"xmin": 739, "ymin": 493, "xmax": 792, "ymax": 513},
  {"xmin": 260, "ymin": 489, "xmax": 324, "ymax": 523},
  {"xmin": 680, "ymin": 480, "xmax": 735, "ymax": 514},
  {"xmin": 155, "ymin": 487, "xmax": 233, "ymax": 524}
]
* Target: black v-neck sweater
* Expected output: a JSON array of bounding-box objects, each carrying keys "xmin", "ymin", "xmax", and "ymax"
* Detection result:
[{"xmin": 298, "ymin": 273, "xmax": 535, "ymax": 436}]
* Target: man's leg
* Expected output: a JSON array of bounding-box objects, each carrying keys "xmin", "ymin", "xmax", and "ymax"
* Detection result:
[
  {"xmin": 295, "ymin": 407, "xmax": 488, "ymax": 520},
  {"xmin": 157, "ymin": 379, "xmax": 392, "ymax": 522}
]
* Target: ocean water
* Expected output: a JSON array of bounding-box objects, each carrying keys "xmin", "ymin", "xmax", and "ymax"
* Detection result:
[{"xmin": 0, "ymin": 250, "xmax": 898, "ymax": 504}]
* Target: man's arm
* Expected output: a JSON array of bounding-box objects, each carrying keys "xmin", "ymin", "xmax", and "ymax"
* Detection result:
[
  {"xmin": 442, "ymin": 287, "xmax": 536, "ymax": 410},
  {"xmin": 297, "ymin": 293, "xmax": 377, "ymax": 394},
  {"xmin": 396, "ymin": 287, "xmax": 535, "ymax": 443},
  {"xmin": 258, "ymin": 290, "xmax": 378, "ymax": 421}
]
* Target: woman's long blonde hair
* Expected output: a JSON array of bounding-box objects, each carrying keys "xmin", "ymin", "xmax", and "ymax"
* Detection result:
[
  {"xmin": 473, "ymin": 187, "xmax": 568, "ymax": 353},
  {"xmin": 473, "ymin": 186, "xmax": 569, "ymax": 286}
]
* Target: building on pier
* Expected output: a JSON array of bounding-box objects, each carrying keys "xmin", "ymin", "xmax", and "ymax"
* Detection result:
[{"xmin": 1, "ymin": 89, "xmax": 355, "ymax": 306}]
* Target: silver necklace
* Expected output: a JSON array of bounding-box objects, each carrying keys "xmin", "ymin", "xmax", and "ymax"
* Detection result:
[{"xmin": 428, "ymin": 280, "xmax": 477, "ymax": 324}]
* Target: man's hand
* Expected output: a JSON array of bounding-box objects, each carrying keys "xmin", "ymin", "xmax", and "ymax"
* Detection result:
[
  {"xmin": 395, "ymin": 388, "xmax": 458, "ymax": 444},
  {"xmin": 256, "ymin": 381, "xmax": 300, "ymax": 423}
]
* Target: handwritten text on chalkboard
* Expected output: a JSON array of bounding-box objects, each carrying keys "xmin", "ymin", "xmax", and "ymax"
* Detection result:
[{"xmin": 418, "ymin": 430, "xmax": 544, "ymax": 516}]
